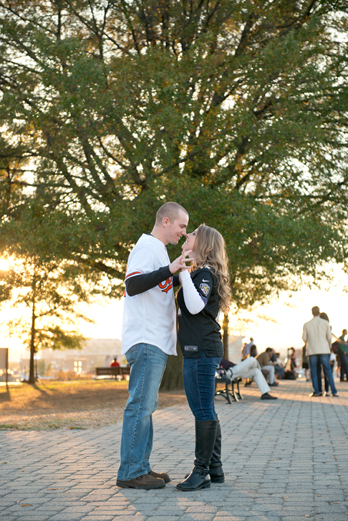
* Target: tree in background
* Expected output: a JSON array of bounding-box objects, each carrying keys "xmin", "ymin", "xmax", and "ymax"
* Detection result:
[
  {"xmin": 0, "ymin": 252, "xmax": 103, "ymax": 384},
  {"xmin": 0, "ymin": 1, "xmax": 348, "ymax": 387},
  {"xmin": 0, "ymin": 1, "xmax": 347, "ymax": 298}
]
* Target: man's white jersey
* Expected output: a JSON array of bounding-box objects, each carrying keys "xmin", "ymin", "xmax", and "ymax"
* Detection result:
[{"xmin": 122, "ymin": 234, "xmax": 177, "ymax": 356}]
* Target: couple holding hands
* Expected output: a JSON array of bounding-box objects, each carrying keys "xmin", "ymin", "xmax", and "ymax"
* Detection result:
[{"xmin": 117, "ymin": 202, "xmax": 230, "ymax": 491}]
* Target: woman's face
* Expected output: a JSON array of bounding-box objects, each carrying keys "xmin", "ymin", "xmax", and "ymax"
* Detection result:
[{"xmin": 182, "ymin": 228, "xmax": 198, "ymax": 252}]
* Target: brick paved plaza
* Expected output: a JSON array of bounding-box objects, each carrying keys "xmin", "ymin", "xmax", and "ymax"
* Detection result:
[{"xmin": 1, "ymin": 379, "xmax": 348, "ymax": 521}]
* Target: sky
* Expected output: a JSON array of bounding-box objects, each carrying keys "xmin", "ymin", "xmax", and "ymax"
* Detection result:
[{"xmin": 2, "ymin": 264, "xmax": 348, "ymax": 361}]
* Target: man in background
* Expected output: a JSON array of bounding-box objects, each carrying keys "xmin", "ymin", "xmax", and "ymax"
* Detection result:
[
  {"xmin": 110, "ymin": 357, "xmax": 120, "ymax": 367},
  {"xmin": 302, "ymin": 306, "xmax": 338, "ymax": 397},
  {"xmin": 256, "ymin": 348, "xmax": 279, "ymax": 386},
  {"xmin": 242, "ymin": 337, "xmax": 255, "ymax": 360},
  {"xmin": 220, "ymin": 357, "xmax": 277, "ymax": 400},
  {"xmin": 338, "ymin": 329, "xmax": 348, "ymax": 381}
]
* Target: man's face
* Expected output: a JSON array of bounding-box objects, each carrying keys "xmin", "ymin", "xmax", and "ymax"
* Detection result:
[{"xmin": 163, "ymin": 210, "xmax": 189, "ymax": 245}]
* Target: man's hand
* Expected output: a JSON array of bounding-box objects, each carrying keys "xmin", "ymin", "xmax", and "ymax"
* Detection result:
[{"xmin": 169, "ymin": 250, "xmax": 193, "ymax": 274}]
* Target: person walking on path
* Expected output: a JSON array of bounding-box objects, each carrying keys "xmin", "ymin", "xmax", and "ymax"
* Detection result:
[
  {"xmin": 116, "ymin": 202, "xmax": 191, "ymax": 490},
  {"xmin": 176, "ymin": 224, "xmax": 231, "ymax": 491},
  {"xmin": 302, "ymin": 306, "xmax": 338, "ymax": 398}
]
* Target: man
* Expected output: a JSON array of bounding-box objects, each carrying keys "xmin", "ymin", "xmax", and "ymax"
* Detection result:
[
  {"xmin": 256, "ymin": 348, "xmax": 279, "ymax": 386},
  {"xmin": 110, "ymin": 357, "xmax": 120, "ymax": 367},
  {"xmin": 117, "ymin": 202, "xmax": 190, "ymax": 490},
  {"xmin": 338, "ymin": 329, "xmax": 348, "ymax": 382},
  {"xmin": 242, "ymin": 337, "xmax": 254, "ymax": 359},
  {"xmin": 220, "ymin": 357, "xmax": 277, "ymax": 400},
  {"xmin": 302, "ymin": 306, "xmax": 338, "ymax": 397}
]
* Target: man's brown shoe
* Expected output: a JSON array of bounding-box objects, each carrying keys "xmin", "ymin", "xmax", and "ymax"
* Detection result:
[
  {"xmin": 116, "ymin": 474, "xmax": 165, "ymax": 489},
  {"xmin": 149, "ymin": 470, "xmax": 171, "ymax": 483}
]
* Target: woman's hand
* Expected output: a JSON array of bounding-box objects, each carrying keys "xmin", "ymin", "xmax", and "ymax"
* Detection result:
[{"xmin": 180, "ymin": 249, "xmax": 193, "ymax": 272}]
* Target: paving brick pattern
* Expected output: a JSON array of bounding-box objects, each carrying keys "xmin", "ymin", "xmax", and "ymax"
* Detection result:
[{"xmin": 1, "ymin": 379, "xmax": 348, "ymax": 521}]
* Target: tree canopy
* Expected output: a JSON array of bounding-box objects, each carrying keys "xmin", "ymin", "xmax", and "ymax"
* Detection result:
[{"xmin": 1, "ymin": 0, "xmax": 348, "ymax": 307}]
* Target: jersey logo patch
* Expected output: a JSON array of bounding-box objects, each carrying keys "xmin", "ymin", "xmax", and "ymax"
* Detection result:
[
  {"xmin": 159, "ymin": 277, "xmax": 173, "ymax": 293},
  {"xmin": 184, "ymin": 345, "xmax": 198, "ymax": 352},
  {"xmin": 199, "ymin": 283, "xmax": 210, "ymax": 296}
]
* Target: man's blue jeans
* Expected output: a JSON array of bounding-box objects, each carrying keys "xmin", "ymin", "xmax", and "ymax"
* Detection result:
[
  {"xmin": 117, "ymin": 343, "xmax": 168, "ymax": 481},
  {"xmin": 183, "ymin": 352, "xmax": 221, "ymax": 421},
  {"xmin": 309, "ymin": 354, "xmax": 337, "ymax": 395}
]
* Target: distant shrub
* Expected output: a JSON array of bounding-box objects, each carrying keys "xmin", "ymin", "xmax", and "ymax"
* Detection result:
[
  {"xmin": 66, "ymin": 370, "xmax": 81, "ymax": 381},
  {"xmin": 56, "ymin": 370, "xmax": 68, "ymax": 381}
]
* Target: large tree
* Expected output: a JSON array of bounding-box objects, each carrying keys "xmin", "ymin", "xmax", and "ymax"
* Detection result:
[{"xmin": 0, "ymin": 1, "xmax": 348, "ymax": 387}]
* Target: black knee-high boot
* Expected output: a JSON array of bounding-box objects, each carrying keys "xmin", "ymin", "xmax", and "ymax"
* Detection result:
[
  {"xmin": 209, "ymin": 418, "xmax": 224, "ymax": 483},
  {"xmin": 176, "ymin": 420, "xmax": 218, "ymax": 491}
]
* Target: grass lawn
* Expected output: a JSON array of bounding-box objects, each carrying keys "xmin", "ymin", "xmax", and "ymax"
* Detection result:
[{"xmin": 0, "ymin": 379, "xmax": 186, "ymax": 431}]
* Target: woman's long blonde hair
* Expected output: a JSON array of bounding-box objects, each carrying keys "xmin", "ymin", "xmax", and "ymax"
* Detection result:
[{"xmin": 193, "ymin": 224, "xmax": 231, "ymax": 313}]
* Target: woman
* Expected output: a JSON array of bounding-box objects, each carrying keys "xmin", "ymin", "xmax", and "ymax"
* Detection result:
[
  {"xmin": 317, "ymin": 312, "xmax": 329, "ymax": 395},
  {"xmin": 312, "ymin": 311, "xmax": 338, "ymax": 397},
  {"xmin": 302, "ymin": 344, "xmax": 310, "ymax": 381},
  {"xmin": 176, "ymin": 224, "xmax": 231, "ymax": 491},
  {"xmin": 318, "ymin": 312, "xmax": 337, "ymax": 396},
  {"xmin": 289, "ymin": 347, "xmax": 298, "ymax": 378}
]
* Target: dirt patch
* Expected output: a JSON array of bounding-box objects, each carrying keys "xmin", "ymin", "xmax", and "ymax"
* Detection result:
[{"xmin": 0, "ymin": 379, "xmax": 187, "ymax": 430}]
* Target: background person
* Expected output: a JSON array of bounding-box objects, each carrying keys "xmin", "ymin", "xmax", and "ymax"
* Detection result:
[
  {"xmin": 256, "ymin": 348, "xmax": 278, "ymax": 386},
  {"xmin": 289, "ymin": 347, "xmax": 298, "ymax": 378},
  {"xmin": 110, "ymin": 357, "xmax": 120, "ymax": 367},
  {"xmin": 272, "ymin": 351, "xmax": 285, "ymax": 379},
  {"xmin": 176, "ymin": 224, "xmax": 231, "ymax": 492},
  {"xmin": 318, "ymin": 312, "xmax": 331, "ymax": 396},
  {"xmin": 242, "ymin": 337, "xmax": 254, "ymax": 360},
  {"xmin": 302, "ymin": 306, "xmax": 338, "ymax": 398},
  {"xmin": 302, "ymin": 344, "xmax": 310, "ymax": 381},
  {"xmin": 220, "ymin": 357, "xmax": 277, "ymax": 400},
  {"xmin": 337, "ymin": 329, "xmax": 348, "ymax": 382}
]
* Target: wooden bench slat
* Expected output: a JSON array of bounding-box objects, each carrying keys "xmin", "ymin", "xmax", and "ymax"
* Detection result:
[{"xmin": 95, "ymin": 367, "xmax": 130, "ymax": 377}]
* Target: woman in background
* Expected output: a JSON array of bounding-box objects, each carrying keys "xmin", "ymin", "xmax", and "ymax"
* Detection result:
[{"xmin": 318, "ymin": 312, "xmax": 336, "ymax": 396}]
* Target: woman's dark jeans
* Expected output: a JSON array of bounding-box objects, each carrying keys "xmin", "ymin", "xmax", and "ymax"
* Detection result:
[{"xmin": 183, "ymin": 352, "xmax": 222, "ymax": 421}]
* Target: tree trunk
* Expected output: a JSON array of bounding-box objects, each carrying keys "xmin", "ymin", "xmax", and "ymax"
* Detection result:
[
  {"xmin": 222, "ymin": 314, "xmax": 229, "ymax": 359},
  {"xmin": 28, "ymin": 269, "xmax": 37, "ymax": 384},
  {"xmin": 160, "ymin": 341, "xmax": 184, "ymax": 391}
]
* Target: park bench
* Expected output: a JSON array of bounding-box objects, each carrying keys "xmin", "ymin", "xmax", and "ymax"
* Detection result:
[
  {"xmin": 215, "ymin": 369, "xmax": 243, "ymax": 404},
  {"xmin": 95, "ymin": 366, "xmax": 130, "ymax": 380}
]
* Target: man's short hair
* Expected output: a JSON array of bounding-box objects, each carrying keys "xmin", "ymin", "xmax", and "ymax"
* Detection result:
[
  {"xmin": 155, "ymin": 202, "xmax": 188, "ymax": 225},
  {"xmin": 312, "ymin": 306, "xmax": 320, "ymax": 316},
  {"xmin": 266, "ymin": 347, "xmax": 273, "ymax": 353}
]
